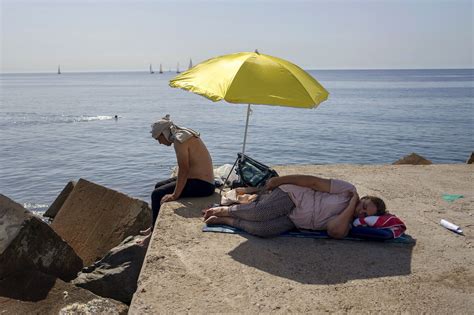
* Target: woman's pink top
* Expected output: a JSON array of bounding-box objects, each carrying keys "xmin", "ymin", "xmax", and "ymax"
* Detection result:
[{"xmin": 279, "ymin": 179, "xmax": 356, "ymax": 230}]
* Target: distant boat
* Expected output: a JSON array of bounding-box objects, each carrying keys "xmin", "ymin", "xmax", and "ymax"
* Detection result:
[
  {"xmin": 57, "ymin": 65, "xmax": 61, "ymax": 75},
  {"xmin": 176, "ymin": 62, "xmax": 181, "ymax": 74},
  {"xmin": 149, "ymin": 64, "xmax": 154, "ymax": 74},
  {"xmin": 188, "ymin": 58, "xmax": 193, "ymax": 70},
  {"xmin": 159, "ymin": 63, "xmax": 163, "ymax": 74}
]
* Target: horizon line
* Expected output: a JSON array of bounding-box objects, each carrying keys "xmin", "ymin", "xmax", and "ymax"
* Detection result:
[{"xmin": 1, "ymin": 67, "xmax": 473, "ymax": 75}]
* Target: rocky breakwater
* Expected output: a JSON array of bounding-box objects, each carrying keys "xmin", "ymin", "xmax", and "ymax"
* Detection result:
[
  {"xmin": 0, "ymin": 194, "xmax": 83, "ymax": 281},
  {"xmin": 0, "ymin": 178, "xmax": 152, "ymax": 313},
  {"xmin": 50, "ymin": 178, "xmax": 151, "ymax": 266},
  {"xmin": 73, "ymin": 234, "xmax": 148, "ymax": 304}
]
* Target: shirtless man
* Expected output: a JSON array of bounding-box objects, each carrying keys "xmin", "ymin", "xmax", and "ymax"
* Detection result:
[{"xmin": 140, "ymin": 115, "xmax": 215, "ymax": 245}]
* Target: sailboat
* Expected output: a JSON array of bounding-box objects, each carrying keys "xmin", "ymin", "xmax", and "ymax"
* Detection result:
[
  {"xmin": 57, "ymin": 65, "xmax": 61, "ymax": 75},
  {"xmin": 176, "ymin": 62, "xmax": 181, "ymax": 74},
  {"xmin": 149, "ymin": 64, "xmax": 154, "ymax": 74},
  {"xmin": 159, "ymin": 64, "xmax": 163, "ymax": 74},
  {"xmin": 188, "ymin": 58, "xmax": 193, "ymax": 70}
]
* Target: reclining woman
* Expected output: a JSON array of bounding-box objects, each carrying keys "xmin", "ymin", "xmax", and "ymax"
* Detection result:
[{"xmin": 202, "ymin": 175, "xmax": 386, "ymax": 239}]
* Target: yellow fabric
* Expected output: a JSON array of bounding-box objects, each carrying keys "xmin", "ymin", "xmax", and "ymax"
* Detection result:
[{"xmin": 169, "ymin": 52, "xmax": 329, "ymax": 108}]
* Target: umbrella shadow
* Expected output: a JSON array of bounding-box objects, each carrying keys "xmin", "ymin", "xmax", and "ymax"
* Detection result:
[
  {"xmin": 228, "ymin": 236, "xmax": 414, "ymax": 284},
  {"xmin": 173, "ymin": 192, "xmax": 221, "ymax": 218}
]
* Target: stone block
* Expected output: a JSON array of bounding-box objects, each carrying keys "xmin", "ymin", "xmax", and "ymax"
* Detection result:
[
  {"xmin": 43, "ymin": 180, "xmax": 76, "ymax": 219},
  {"xmin": 393, "ymin": 153, "xmax": 432, "ymax": 165},
  {"xmin": 0, "ymin": 270, "xmax": 128, "ymax": 314},
  {"xmin": 73, "ymin": 235, "xmax": 148, "ymax": 304},
  {"xmin": 51, "ymin": 178, "xmax": 151, "ymax": 265},
  {"xmin": 0, "ymin": 194, "xmax": 83, "ymax": 281}
]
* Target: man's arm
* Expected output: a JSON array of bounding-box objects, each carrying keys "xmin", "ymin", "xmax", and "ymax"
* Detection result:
[
  {"xmin": 265, "ymin": 175, "xmax": 331, "ymax": 193},
  {"xmin": 160, "ymin": 141, "xmax": 190, "ymax": 204},
  {"xmin": 172, "ymin": 141, "xmax": 190, "ymax": 198},
  {"xmin": 326, "ymin": 192, "xmax": 359, "ymax": 239}
]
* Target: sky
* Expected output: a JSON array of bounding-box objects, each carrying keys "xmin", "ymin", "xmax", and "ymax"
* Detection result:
[{"xmin": 1, "ymin": 0, "xmax": 472, "ymax": 73}]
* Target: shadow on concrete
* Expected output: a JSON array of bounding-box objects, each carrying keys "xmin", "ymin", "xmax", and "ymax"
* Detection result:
[
  {"xmin": 0, "ymin": 270, "xmax": 56, "ymax": 301},
  {"xmin": 174, "ymin": 193, "xmax": 221, "ymax": 218},
  {"xmin": 229, "ymin": 236, "xmax": 413, "ymax": 284}
]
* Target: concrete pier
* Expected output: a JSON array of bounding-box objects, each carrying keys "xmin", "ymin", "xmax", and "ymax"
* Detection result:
[{"xmin": 130, "ymin": 165, "xmax": 473, "ymax": 313}]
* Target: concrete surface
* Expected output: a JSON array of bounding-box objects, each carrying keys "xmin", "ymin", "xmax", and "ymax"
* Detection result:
[{"xmin": 130, "ymin": 165, "xmax": 473, "ymax": 314}]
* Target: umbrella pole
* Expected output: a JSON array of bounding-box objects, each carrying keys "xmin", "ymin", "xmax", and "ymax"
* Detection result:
[{"xmin": 241, "ymin": 104, "xmax": 251, "ymax": 159}]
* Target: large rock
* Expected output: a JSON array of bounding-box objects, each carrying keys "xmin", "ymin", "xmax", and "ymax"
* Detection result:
[
  {"xmin": 44, "ymin": 181, "xmax": 76, "ymax": 219},
  {"xmin": 73, "ymin": 235, "xmax": 148, "ymax": 304},
  {"xmin": 0, "ymin": 270, "xmax": 128, "ymax": 314},
  {"xmin": 393, "ymin": 153, "xmax": 432, "ymax": 165},
  {"xmin": 51, "ymin": 178, "xmax": 151, "ymax": 265},
  {"xmin": 0, "ymin": 194, "xmax": 83, "ymax": 281}
]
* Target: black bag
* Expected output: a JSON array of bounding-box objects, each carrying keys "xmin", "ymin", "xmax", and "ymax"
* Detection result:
[{"xmin": 234, "ymin": 153, "xmax": 279, "ymax": 188}]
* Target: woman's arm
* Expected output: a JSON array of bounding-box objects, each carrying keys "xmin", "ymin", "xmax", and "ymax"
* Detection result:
[
  {"xmin": 326, "ymin": 192, "xmax": 359, "ymax": 239},
  {"xmin": 235, "ymin": 186, "xmax": 260, "ymax": 195},
  {"xmin": 265, "ymin": 175, "xmax": 331, "ymax": 193}
]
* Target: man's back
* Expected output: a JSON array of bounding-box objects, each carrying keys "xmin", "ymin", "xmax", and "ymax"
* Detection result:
[{"xmin": 178, "ymin": 137, "xmax": 214, "ymax": 183}]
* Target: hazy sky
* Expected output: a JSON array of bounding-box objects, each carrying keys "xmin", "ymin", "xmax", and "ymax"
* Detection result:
[{"xmin": 1, "ymin": 0, "xmax": 472, "ymax": 72}]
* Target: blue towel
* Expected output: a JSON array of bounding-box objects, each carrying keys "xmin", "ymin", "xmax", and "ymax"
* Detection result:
[{"xmin": 203, "ymin": 224, "xmax": 415, "ymax": 244}]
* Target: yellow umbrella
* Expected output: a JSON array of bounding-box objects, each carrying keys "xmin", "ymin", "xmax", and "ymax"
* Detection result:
[{"xmin": 169, "ymin": 51, "xmax": 329, "ymax": 154}]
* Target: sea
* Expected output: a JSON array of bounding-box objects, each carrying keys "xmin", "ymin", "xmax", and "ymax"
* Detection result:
[{"xmin": 1, "ymin": 69, "xmax": 472, "ymax": 215}]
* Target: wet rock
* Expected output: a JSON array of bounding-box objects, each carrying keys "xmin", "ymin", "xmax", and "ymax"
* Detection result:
[
  {"xmin": 393, "ymin": 153, "xmax": 432, "ymax": 165},
  {"xmin": 466, "ymin": 152, "xmax": 474, "ymax": 164},
  {"xmin": 0, "ymin": 194, "xmax": 83, "ymax": 281},
  {"xmin": 0, "ymin": 270, "xmax": 128, "ymax": 314},
  {"xmin": 73, "ymin": 235, "xmax": 148, "ymax": 304},
  {"xmin": 51, "ymin": 178, "xmax": 151, "ymax": 265},
  {"xmin": 44, "ymin": 181, "xmax": 76, "ymax": 220}
]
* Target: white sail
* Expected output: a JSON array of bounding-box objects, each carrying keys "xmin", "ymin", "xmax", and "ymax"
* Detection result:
[
  {"xmin": 149, "ymin": 64, "xmax": 154, "ymax": 74},
  {"xmin": 159, "ymin": 64, "xmax": 163, "ymax": 74}
]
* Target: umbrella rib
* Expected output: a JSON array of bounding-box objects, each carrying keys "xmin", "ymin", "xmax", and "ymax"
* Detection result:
[
  {"xmin": 222, "ymin": 56, "xmax": 250, "ymax": 102},
  {"xmin": 280, "ymin": 62, "xmax": 324, "ymax": 106}
]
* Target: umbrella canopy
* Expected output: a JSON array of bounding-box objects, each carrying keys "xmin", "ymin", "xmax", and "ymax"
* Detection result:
[
  {"xmin": 170, "ymin": 51, "xmax": 328, "ymax": 107},
  {"xmin": 169, "ymin": 51, "xmax": 329, "ymax": 153}
]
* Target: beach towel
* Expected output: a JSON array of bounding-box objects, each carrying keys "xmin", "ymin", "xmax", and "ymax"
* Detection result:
[
  {"xmin": 202, "ymin": 224, "xmax": 415, "ymax": 244},
  {"xmin": 352, "ymin": 214, "xmax": 406, "ymax": 238}
]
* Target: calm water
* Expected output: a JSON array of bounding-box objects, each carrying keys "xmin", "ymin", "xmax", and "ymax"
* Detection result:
[{"xmin": 1, "ymin": 69, "xmax": 472, "ymax": 213}]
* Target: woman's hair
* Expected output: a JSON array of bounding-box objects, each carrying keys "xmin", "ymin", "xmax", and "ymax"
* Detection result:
[{"xmin": 362, "ymin": 196, "xmax": 387, "ymax": 215}]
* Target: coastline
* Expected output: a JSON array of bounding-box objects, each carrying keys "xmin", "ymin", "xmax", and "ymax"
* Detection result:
[{"xmin": 130, "ymin": 164, "xmax": 473, "ymax": 313}]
